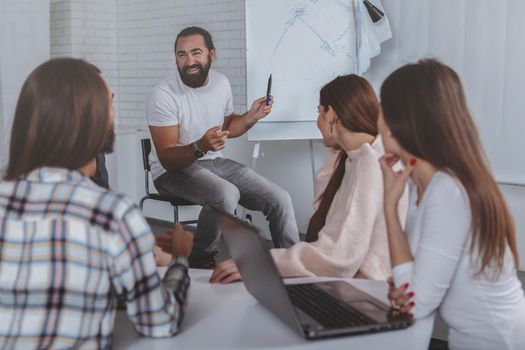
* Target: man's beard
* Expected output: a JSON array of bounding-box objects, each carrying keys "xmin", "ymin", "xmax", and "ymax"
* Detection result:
[
  {"xmin": 178, "ymin": 56, "xmax": 212, "ymax": 88},
  {"xmin": 101, "ymin": 124, "xmax": 115, "ymax": 154}
]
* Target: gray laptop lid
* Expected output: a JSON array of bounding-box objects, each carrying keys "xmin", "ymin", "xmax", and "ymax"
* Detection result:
[
  {"xmin": 214, "ymin": 210, "xmax": 414, "ymax": 340},
  {"xmin": 216, "ymin": 212, "xmax": 303, "ymax": 335}
]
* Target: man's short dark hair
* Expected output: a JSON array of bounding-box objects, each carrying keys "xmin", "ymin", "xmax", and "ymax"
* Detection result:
[{"xmin": 174, "ymin": 26, "xmax": 215, "ymax": 53}]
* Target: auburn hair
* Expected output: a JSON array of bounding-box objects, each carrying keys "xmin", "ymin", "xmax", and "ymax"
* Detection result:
[
  {"xmin": 380, "ymin": 59, "xmax": 518, "ymax": 273},
  {"xmin": 305, "ymin": 74, "xmax": 379, "ymax": 242}
]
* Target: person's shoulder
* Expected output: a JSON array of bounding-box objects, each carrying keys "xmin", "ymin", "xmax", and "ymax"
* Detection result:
[
  {"xmin": 97, "ymin": 189, "xmax": 139, "ymax": 219},
  {"xmin": 146, "ymin": 73, "xmax": 183, "ymax": 115},
  {"xmin": 0, "ymin": 179, "xmax": 16, "ymax": 196},
  {"xmin": 151, "ymin": 72, "xmax": 181, "ymax": 97},
  {"xmin": 349, "ymin": 138, "xmax": 383, "ymax": 171},
  {"xmin": 425, "ymin": 171, "xmax": 469, "ymax": 209},
  {"xmin": 84, "ymin": 186, "xmax": 152, "ymax": 252},
  {"xmin": 0, "ymin": 180, "xmax": 16, "ymax": 216},
  {"xmin": 339, "ymin": 143, "xmax": 383, "ymax": 195},
  {"xmin": 78, "ymin": 181, "xmax": 143, "ymax": 227},
  {"xmin": 210, "ymin": 69, "xmax": 230, "ymax": 86},
  {"xmin": 158, "ymin": 71, "xmax": 179, "ymax": 86},
  {"xmin": 431, "ymin": 171, "xmax": 465, "ymax": 194}
]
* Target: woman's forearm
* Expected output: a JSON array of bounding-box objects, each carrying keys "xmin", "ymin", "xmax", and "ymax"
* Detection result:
[{"xmin": 385, "ymin": 206, "xmax": 413, "ymax": 267}]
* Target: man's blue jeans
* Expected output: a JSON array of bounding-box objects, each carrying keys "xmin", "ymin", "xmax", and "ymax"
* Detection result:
[{"xmin": 154, "ymin": 157, "xmax": 300, "ymax": 256}]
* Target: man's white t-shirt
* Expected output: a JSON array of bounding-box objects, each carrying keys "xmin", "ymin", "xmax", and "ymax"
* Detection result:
[{"xmin": 146, "ymin": 69, "xmax": 234, "ymax": 180}]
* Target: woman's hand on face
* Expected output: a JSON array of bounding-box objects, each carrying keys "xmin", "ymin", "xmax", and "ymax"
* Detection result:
[
  {"xmin": 387, "ymin": 277, "xmax": 416, "ymax": 316},
  {"xmin": 209, "ymin": 259, "xmax": 242, "ymax": 284},
  {"xmin": 379, "ymin": 153, "xmax": 416, "ymax": 210}
]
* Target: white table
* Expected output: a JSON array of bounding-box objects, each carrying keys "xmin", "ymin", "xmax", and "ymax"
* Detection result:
[{"xmin": 112, "ymin": 269, "xmax": 435, "ymax": 350}]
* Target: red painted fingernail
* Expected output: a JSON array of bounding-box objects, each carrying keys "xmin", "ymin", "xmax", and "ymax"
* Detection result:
[
  {"xmin": 410, "ymin": 158, "xmax": 417, "ymax": 166},
  {"xmin": 408, "ymin": 292, "xmax": 415, "ymax": 298},
  {"xmin": 408, "ymin": 301, "xmax": 416, "ymax": 307},
  {"xmin": 404, "ymin": 283, "xmax": 410, "ymax": 289},
  {"xmin": 409, "ymin": 313, "xmax": 414, "ymax": 318},
  {"xmin": 387, "ymin": 277, "xmax": 393, "ymax": 283}
]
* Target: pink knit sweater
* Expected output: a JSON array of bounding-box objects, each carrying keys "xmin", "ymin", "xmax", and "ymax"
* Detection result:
[{"xmin": 271, "ymin": 138, "xmax": 408, "ymax": 280}]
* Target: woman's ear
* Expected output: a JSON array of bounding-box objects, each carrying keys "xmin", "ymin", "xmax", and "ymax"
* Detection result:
[{"xmin": 327, "ymin": 105, "xmax": 339, "ymax": 124}]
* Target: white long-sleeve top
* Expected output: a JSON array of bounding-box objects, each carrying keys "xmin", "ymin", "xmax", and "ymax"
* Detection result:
[
  {"xmin": 271, "ymin": 138, "xmax": 407, "ymax": 280},
  {"xmin": 393, "ymin": 171, "xmax": 525, "ymax": 350}
]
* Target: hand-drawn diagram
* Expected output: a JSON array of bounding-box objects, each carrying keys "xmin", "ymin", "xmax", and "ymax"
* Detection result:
[
  {"xmin": 246, "ymin": 0, "xmax": 356, "ymax": 126},
  {"xmin": 270, "ymin": 1, "xmax": 354, "ymax": 69}
]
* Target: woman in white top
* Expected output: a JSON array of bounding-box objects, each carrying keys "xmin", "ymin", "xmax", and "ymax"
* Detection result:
[
  {"xmin": 210, "ymin": 74, "xmax": 407, "ymax": 283},
  {"xmin": 378, "ymin": 59, "xmax": 525, "ymax": 350}
]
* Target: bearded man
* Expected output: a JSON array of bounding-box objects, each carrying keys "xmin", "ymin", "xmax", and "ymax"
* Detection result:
[{"xmin": 146, "ymin": 27, "xmax": 299, "ymax": 268}]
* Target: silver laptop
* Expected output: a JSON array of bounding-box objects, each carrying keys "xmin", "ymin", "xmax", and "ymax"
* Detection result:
[{"xmin": 214, "ymin": 210, "xmax": 413, "ymax": 340}]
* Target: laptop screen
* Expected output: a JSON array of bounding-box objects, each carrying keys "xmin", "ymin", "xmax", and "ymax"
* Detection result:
[{"xmin": 215, "ymin": 211, "xmax": 302, "ymax": 334}]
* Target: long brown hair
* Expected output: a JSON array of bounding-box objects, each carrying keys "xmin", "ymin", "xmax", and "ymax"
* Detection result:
[
  {"xmin": 380, "ymin": 59, "xmax": 519, "ymax": 273},
  {"xmin": 305, "ymin": 74, "xmax": 380, "ymax": 242},
  {"xmin": 5, "ymin": 58, "xmax": 112, "ymax": 180}
]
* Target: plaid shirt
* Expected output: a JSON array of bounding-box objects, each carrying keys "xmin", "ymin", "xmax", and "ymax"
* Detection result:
[{"xmin": 0, "ymin": 168, "xmax": 190, "ymax": 349}]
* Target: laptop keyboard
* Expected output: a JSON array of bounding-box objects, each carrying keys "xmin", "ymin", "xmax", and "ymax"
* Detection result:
[{"xmin": 286, "ymin": 283, "xmax": 376, "ymax": 329}]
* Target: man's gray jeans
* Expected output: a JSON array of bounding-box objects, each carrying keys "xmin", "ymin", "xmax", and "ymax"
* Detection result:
[{"xmin": 154, "ymin": 157, "xmax": 299, "ymax": 256}]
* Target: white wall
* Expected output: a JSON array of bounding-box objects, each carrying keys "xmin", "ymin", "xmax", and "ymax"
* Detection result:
[
  {"xmin": 363, "ymin": 0, "xmax": 525, "ymax": 185},
  {"xmin": 50, "ymin": 0, "xmax": 119, "ymax": 117},
  {"xmin": 1, "ymin": 0, "xmax": 50, "ymax": 170}
]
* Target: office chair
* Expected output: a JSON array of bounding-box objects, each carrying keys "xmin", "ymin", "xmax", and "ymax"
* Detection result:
[{"xmin": 139, "ymin": 138, "xmax": 198, "ymax": 224}]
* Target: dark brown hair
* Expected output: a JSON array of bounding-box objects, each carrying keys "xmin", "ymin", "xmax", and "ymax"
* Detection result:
[
  {"xmin": 305, "ymin": 74, "xmax": 380, "ymax": 242},
  {"xmin": 5, "ymin": 58, "xmax": 112, "ymax": 180},
  {"xmin": 380, "ymin": 59, "xmax": 519, "ymax": 273},
  {"xmin": 174, "ymin": 26, "xmax": 215, "ymax": 53}
]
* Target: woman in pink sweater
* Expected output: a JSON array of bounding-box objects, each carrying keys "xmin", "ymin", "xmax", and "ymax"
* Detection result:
[{"xmin": 210, "ymin": 74, "xmax": 407, "ymax": 283}]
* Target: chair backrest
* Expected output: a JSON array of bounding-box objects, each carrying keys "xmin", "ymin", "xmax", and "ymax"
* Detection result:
[{"xmin": 140, "ymin": 138, "xmax": 151, "ymax": 172}]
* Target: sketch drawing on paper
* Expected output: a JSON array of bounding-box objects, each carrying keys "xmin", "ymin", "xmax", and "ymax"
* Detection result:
[
  {"xmin": 269, "ymin": 1, "xmax": 354, "ymax": 70},
  {"xmin": 246, "ymin": 0, "xmax": 356, "ymax": 129}
]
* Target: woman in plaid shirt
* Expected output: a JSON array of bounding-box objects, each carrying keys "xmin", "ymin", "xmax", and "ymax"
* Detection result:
[{"xmin": 0, "ymin": 58, "xmax": 193, "ymax": 349}]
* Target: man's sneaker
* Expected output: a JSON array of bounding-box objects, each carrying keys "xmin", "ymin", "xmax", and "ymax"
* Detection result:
[{"xmin": 188, "ymin": 250, "xmax": 218, "ymax": 269}]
